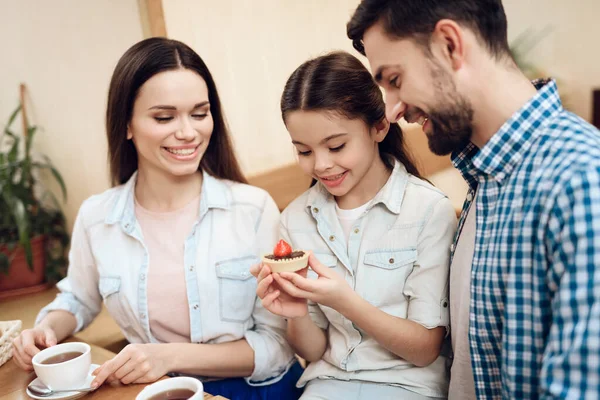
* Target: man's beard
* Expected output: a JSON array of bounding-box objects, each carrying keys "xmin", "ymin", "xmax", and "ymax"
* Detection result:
[
  {"xmin": 423, "ymin": 60, "xmax": 474, "ymax": 156},
  {"xmin": 426, "ymin": 101, "xmax": 473, "ymax": 156}
]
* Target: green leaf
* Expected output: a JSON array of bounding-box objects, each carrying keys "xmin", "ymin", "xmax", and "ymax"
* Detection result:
[
  {"xmin": 7, "ymin": 135, "xmax": 19, "ymax": 163},
  {"xmin": 0, "ymin": 191, "xmax": 33, "ymax": 269},
  {"xmin": 1, "ymin": 106, "xmax": 20, "ymax": 146},
  {"xmin": 0, "ymin": 252, "xmax": 10, "ymax": 276},
  {"xmin": 4, "ymin": 106, "xmax": 21, "ymax": 133},
  {"xmin": 25, "ymin": 126, "xmax": 37, "ymax": 159},
  {"xmin": 3, "ymin": 128, "xmax": 17, "ymax": 139},
  {"xmin": 32, "ymin": 161, "xmax": 67, "ymax": 201}
]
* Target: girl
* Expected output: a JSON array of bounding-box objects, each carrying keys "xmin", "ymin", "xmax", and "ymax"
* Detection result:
[
  {"xmin": 12, "ymin": 38, "xmax": 303, "ymax": 400},
  {"xmin": 253, "ymin": 51, "xmax": 457, "ymax": 399}
]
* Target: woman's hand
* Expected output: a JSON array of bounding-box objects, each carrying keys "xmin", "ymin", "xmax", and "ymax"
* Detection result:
[
  {"xmin": 250, "ymin": 262, "xmax": 309, "ymax": 319},
  {"xmin": 91, "ymin": 344, "xmax": 170, "ymax": 388},
  {"xmin": 11, "ymin": 327, "xmax": 58, "ymax": 371},
  {"xmin": 274, "ymin": 252, "xmax": 355, "ymax": 312}
]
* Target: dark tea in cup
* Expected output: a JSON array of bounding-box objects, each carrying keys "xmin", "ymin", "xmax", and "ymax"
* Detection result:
[
  {"xmin": 135, "ymin": 376, "xmax": 203, "ymax": 400},
  {"xmin": 40, "ymin": 351, "xmax": 84, "ymax": 365},
  {"xmin": 147, "ymin": 388, "xmax": 196, "ymax": 400}
]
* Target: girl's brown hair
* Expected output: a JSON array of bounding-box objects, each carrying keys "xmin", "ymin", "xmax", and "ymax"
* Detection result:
[{"xmin": 280, "ymin": 51, "xmax": 421, "ymax": 179}]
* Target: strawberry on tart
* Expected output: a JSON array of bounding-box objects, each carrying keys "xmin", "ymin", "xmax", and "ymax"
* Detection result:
[{"xmin": 262, "ymin": 240, "xmax": 309, "ymax": 273}]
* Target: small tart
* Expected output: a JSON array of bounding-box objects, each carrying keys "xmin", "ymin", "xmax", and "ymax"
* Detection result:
[{"xmin": 262, "ymin": 251, "xmax": 309, "ymax": 273}]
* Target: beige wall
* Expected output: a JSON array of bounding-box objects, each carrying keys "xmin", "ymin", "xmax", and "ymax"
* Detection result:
[
  {"xmin": 504, "ymin": 0, "xmax": 600, "ymax": 122},
  {"xmin": 1, "ymin": 1, "xmax": 143, "ymax": 229}
]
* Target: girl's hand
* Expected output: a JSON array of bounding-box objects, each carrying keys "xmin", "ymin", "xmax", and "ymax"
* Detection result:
[
  {"xmin": 250, "ymin": 262, "xmax": 309, "ymax": 319},
  {"xmin": 274, "ymin": 252, "xmax": 355, "ymax": 311},
  {"xmin": 91, "ymin": 344, "xmax": 169, "ymax": 388}
]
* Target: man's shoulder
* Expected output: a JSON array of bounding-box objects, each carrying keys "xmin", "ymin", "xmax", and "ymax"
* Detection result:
[{"xmin": 528, "ymin": 111, "xmax": 600, "ymax": 180}]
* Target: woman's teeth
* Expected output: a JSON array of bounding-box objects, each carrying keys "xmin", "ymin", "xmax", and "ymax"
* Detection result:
[
  {"xmin": 322, "ymin": 172, "xmax": 345, "ymax": 181},
  {"xmin": 165, "ymin": 147, "xmax": 195, "ymax": 155},
  {"xmin": 417, "ymin": 116, "xmax": 429, "ymax": 126}
]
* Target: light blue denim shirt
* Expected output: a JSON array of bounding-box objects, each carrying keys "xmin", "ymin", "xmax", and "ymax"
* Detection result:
[
  {"xmin": 282, "ymin": 161, "xmax": 457, "ymax": 398},
  {"xmin": 36, "ymin": 170, "xmax": 295, "ymax": 384}
]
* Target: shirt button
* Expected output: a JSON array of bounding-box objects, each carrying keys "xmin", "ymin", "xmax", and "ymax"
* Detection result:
[
  {"xmin": 140, "ymin": 274, "xmax": 145, "ymax": 281},
  {"xmin": 389, "ymin": 258, "xmax": 395, "ymax": 264},
  {"xmin": 140, "ymin": 313, "xmax": 146, "ymax": 319},
  {"xmin": 313, "ymin": 207, "xmax": 319, "ymax": 213},
  {"xmin": 466, "ymin": 192, "xmax": 474, "ymax": 202},
  {"xmin": 189, "ymin": 265, "xmax": 194, "ymax": 272},
  {"xmin": 443, "ymin": 301, "xmax": 448, "ymax": 308},
  {"xmin": 354, "ymin": 228, "xmax": 360, "ymax": 234},
  {"xmin": 329, "ymin": 235, "xmax": 335, "ymax": 242},
  {"xmin": 124, "ymin": 223, "xmax": 131, "ymax": 230},
  {"xmin": 193, "ymin": 304, "xmax": 199, "ymax": 310}
]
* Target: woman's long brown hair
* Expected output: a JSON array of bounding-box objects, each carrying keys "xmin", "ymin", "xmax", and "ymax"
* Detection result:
[{"xmin": 106, "ymin": 37, "xmax": 246, "ymax": 186}]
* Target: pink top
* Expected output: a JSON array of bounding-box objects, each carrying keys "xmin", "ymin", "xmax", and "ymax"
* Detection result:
[{"xmin": 134, "ymin": 194, "xmax": 200, "ymax": 343}]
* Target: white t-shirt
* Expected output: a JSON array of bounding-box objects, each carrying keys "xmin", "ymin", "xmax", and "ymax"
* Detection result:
[
  {"xmin": 448, "ymin": 191, "xmax": 478, "ymax": 400},
  {"xmin": 335, "ymin": 201, "xmax": 371, "ymax": 242}
]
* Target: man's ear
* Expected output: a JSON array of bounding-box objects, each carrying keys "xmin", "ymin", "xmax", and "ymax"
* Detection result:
[{"xmin": 430, "ymin": 19, "xmax": 465, "ymax": 71}]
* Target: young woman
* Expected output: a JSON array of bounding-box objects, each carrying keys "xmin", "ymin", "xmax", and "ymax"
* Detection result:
[
  {"xmin": 12, "ymin": 38, "xmax": 303, "ymax": 400},
  {"xmin": 253, "ymin": 51, "xmax": 457, "ymax": 399}
]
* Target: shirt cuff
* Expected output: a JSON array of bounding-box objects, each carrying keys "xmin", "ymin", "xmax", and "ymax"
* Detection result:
[
  {"xmin": 35, "ymin": 292, "xmax": 95, "ymax": 333},
  {"xmin": 408, "ymin": 297, "xmax": 450, "ymax": 330},
  {"xmin": 243, "ymin": 329, "xmax": 294, "ymax": 384}
]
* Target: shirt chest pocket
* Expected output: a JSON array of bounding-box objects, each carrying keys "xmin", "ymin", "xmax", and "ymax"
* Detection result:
[
  {"xmin": 98, "ymin": 276, "xmax": 130, "ymax": 329},
  {"xmin": 307, "ymin": 253, "xmax": 338, "ymax": 280},
  {"xmin": 362, "ymin": 248, "xmax": 417, "ymax": 308},
  {"xmin": 216, "ymin": 256, "xmax": 259, "ymax": 323}
]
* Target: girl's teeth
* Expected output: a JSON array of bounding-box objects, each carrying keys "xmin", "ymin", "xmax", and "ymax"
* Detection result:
[
  {"xmin": 417, "ymin": 116, "xmax": 428, "ymax": 126},
  {"xmin": 166, "ymin": 147, "xmax": 195, "ymax": 155}
]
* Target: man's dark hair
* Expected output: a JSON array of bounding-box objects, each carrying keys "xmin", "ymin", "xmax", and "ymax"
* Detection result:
[{"xmin": 347, "ymin": 0, "xmax": 510, "ymax": 59}]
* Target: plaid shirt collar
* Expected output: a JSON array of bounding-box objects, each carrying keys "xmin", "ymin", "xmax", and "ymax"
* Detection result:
[{"xmin": 451, "ymin": 79, "xmax": 562, "ymax": 187}]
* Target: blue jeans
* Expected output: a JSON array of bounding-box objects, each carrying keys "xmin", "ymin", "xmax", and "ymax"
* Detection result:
[{"xmin": 202, "ymin": 361, "xmax": 304, "ymax": 400}]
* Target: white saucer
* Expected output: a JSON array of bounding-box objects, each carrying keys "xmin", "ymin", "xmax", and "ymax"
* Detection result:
[{"xmin": 26, "ymin": 363, "xmax": 99, "ymax": 400}]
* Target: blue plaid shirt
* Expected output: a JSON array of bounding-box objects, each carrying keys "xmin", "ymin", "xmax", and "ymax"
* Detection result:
[{"xmin": 451, "ymin": 79, "xmax": 600, "ymax": 399}]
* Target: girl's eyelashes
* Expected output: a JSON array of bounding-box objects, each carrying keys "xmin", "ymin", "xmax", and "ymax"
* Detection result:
[{"xmin": 296, "ymin": 144, "xmax": 345, "ymax": 156}]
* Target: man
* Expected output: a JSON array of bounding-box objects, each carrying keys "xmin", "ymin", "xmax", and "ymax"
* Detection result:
[{"xmin": 347, "ymin": 1, "xmax": 600, "ymax": 399}]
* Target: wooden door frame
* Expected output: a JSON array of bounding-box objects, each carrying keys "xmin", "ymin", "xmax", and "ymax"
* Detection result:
[{"xmin": 138, "ymin": 0, "xmax": 167, "ymax": 38}]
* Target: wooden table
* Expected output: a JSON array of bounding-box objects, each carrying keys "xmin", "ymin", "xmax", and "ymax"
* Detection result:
[{"xmin": 0, "ymin": 341, "xmax": 226, "ymax": 400}]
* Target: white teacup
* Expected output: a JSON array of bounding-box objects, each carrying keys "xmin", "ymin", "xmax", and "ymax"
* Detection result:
[
  {"xmin": 32, "ymin": 342, "xmax": 92, "ymax": 391},
  {"xmin": 136, "ymin": 377, "xmax": 204, "ymax": 400}
]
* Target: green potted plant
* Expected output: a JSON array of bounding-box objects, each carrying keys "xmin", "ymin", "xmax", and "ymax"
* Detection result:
[{"xmin": 0, "ymin": 100, "xmax": 69, "ymax": 296}]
